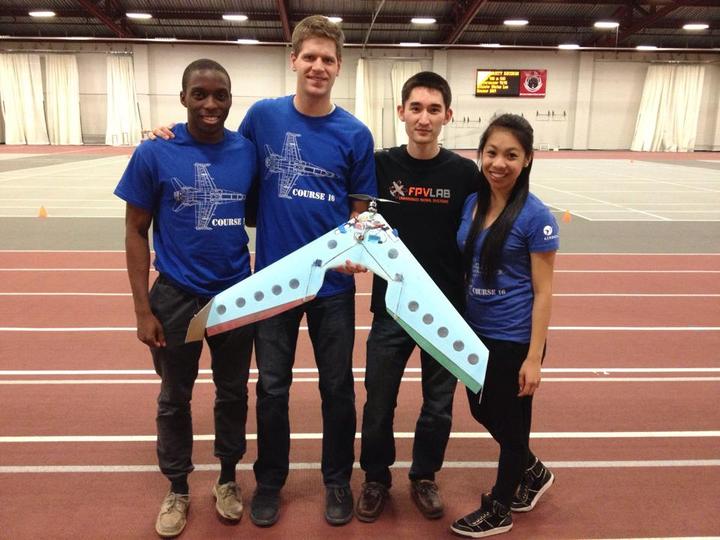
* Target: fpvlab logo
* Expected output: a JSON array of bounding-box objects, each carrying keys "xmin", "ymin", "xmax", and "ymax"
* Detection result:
[
  {"xmin": 543, "ymin": 225, "xmax": 553, "ymax": 236},
  {"xmin": 389, "ymin": 180, "xmax": 406, "ymax": 198}
]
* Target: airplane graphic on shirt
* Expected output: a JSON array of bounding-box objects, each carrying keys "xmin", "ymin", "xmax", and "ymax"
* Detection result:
[
  {"xmin": 264, "ymin": 132, "xmax": 337, "ymax": 199},
  {"xmin": 171, "ymin": 162, "xmax": 246, "ymax": 230}
]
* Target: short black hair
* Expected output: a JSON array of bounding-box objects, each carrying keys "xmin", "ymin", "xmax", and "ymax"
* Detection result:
[
  {"xmin": 181, "ymin": 59, "xmax": 231, "ymax": 92},
  {"xmin": 401, "ymin": 71, "xmax": 452, "ymax": 109}
]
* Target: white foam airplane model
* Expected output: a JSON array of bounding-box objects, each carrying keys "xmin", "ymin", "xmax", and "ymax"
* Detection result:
[{"xmin": 185, "ymin": 196, "xmax": 488, "ymax": 394}]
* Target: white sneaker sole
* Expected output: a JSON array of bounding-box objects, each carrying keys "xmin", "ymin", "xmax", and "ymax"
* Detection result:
[
  {"xmin": 512, "ymin": 472, "xmax": 554, "ymax": 513},
  {"xmin": 450, "ymin": 521, "xmax": 513, "ymax": 538}
]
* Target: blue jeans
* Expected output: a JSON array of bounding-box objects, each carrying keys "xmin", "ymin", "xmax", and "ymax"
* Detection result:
[
  {"xmin": 150, "ymin": 275, "xmax": 254, "ymax": 482},
  {"xmin": 360, "ymin": 311, "xmax": 457, "ymax": 487},
  {"xmin": 253, "ymin": 291, "xmax": 356, "ymax": 489}
]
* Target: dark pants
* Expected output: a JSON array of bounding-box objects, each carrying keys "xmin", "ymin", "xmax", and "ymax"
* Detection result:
[
  {"xmin": 360, "ymin": 311, "xmax": 457, "ymax": 488},
  {"xmin": 466, "ymin": 335, "xmax": 537, "ymax": 507},
  {"xmin": 149, "ymin": 275, "xmax": 254, "ymax": 482},
  {"xmin": 253, "ymin": 291, "xmax": 356, "ymax": 489}
]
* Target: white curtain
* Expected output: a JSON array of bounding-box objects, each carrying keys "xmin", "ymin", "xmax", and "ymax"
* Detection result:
[
  {"xmin": 354, "ymin": 58, "xmax": 384, "ymax": 149},
  {"xmin": 631, "ymin": 64, "xmax": 706, "ymax": 152},
  {"xmin": 0, "ymin": 53, "xmax": 50, "ymax": 145},
  {"xmin": 106, "ymin": 54, "xmax": 142, "ymax": 146},
  {"xmin": 44, "ymin": 55, "xmax": 83, "ymax": 145},
  {"xmin": 390, "ymin": 61, "xmax": 422, "ymax": 146}
]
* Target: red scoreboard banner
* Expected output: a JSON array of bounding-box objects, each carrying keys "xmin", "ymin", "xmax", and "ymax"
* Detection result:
[{"xmin": 475, "ymin": 69, "xmax": 547, "ymax": 98}]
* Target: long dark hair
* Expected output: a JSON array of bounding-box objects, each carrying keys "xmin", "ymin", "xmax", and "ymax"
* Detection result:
[{"xmin": 463, "ymin": 114, "xmax": 534, "ymax": 283}]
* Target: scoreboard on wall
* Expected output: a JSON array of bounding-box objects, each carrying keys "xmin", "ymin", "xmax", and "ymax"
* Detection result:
[{"xmin": 475, "ymin": 69, "xmax": 547, "ymax": 97}]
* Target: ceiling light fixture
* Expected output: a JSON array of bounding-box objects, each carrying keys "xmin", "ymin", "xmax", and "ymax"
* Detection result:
[
  {"xmin": 480, "ymin": 43, "xmax": 501, "ymax": 48},
  {"xmin": 126, "ymin": 12, "xmax": 152, "ymax": 20},
  {"xmin": 594, "ymin": 21, "xmax": 619, "ymax": 29},
  {"xmin": 237, "ymin": 38, "xmax": 260, "ymax": 45},
  {"xmin": 29, "ymin": 10, "xmax": 55, "ymax": 17},
  {"xmin": 683, "ymin": 23, "xmax": 709, "ymax": 31},
  {"xmin": 504, "ymin": 19, "xmax": 528, "ymax": 27},
  {"xmin": 636, "ymin": 45, "xmax": 658, "ymax": 50},
  {"xmin": 411, "ymin": 17, "xmax": 436, "ymax": 25},
  {"xmin": 223, "ymin": 14, "xmax": 248, "ymax": 22},
  {"xmin": 326, "ymin": 16, "xmax": 343, "ymax": 24},
  {"xmin": 558, "ymin": 43, "xmax": 580, "ymax": 49},
  {"xmin": 399, "ymin": 42, "xmax": 422, "ymax": 47}
]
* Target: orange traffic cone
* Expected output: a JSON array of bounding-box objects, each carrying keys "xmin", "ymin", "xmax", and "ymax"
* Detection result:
[
  {"xmin": 38, "ymin": 205, "xmax": 48, "ymax": 218},
  {"xmin": 562, "ymin": 210, "xmax": 572, "ymax": 223}
]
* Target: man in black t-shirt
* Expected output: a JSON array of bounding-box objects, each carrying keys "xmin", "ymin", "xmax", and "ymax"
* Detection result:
[{"xmin": 356, "ymin": 72, "xmax": 481, "ymax": 522}]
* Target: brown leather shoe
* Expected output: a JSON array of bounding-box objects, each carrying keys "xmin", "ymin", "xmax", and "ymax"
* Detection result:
[
  {"xmin": 355, "ymin": 482, "xmax": 389, "ymax": 522},
  {"xmin": 410, "ymin": 479, "xmax": 443, "ymax": 519}
]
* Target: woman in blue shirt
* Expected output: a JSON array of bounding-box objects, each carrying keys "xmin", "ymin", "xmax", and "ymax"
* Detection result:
[{"xmin": 451, "ymin": 114, "xmax": 559, "ymax": 538}]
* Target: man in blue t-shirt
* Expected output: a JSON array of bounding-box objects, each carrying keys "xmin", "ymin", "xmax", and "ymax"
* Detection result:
[
  {"xmin": 240, "ymin": 16, "xmax": 376, "ymax": 528},
  {"xmin": 114, "ymin": 59, "xmax": 257, "ymax": 538},
  {"xmin": 149, "ymin": 17, "xmax": 376, "ymax": 527}
]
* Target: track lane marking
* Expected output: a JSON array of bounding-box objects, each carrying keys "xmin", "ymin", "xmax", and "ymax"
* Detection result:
[
  {"xmin": 2, "ymin": 460, "xmax": 719, "ymax": 473},
  {"xmin": 3, "ymin": 292, "xmax": 720, "ymax": 298},
  {"xmin": 3, "ymin": 367, "xmax": 719, "ymax": 376},
  {"xmin": 2, "ymin": 326, "xmax": 718, "ymax": 332},
  {"xmin": 1, "ymin": 431, "xmax": 719, "ymax": 443},
  {"xmin": 1, "ymin": 377, "xmax": 719, "ymax": 385}
]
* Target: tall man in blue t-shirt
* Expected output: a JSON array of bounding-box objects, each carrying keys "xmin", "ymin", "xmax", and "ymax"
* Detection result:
[
  {"xmin": 240, "ymin": 16, "xmax": 376, "ymax": 527},
  {"xmin": 149, "ymin": 17, "xmax": 376, "ymax": 526},
  {"xmin": 115, "ymin": 59, "xmax": 257, "ymax": 538}
]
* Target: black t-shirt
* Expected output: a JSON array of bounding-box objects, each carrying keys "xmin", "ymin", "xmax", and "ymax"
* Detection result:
[{"xmin": 371, "ymin": 146, "xmax": 481, "ymax": 313}]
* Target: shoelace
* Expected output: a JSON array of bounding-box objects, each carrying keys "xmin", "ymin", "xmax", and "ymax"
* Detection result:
[
  {"xmin": 162, "ymin": 493, "xmax": 189, "ymax": 514},
  {"xmin": 364, "ymin": 484, "xmax": 385, "ymax": 500},
  {"xmin": 467, "ymin": 508, "xmax": 491, "ymax": 526},
  {"xmin": 331, "ymin": 488, "xmax": 349, "ymax": 503},
  {"xmin": 417, "ymin": 482, "xmax": 438, "ymax": 496},
  {"xmin": 218, "ymin": 484, "xmax": 238, "ymax": 502}
]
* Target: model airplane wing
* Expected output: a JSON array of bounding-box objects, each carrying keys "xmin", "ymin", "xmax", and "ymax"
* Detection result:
[{"xmin": 185, "ymin": 211, "xmax": 488, "ymax": 394}]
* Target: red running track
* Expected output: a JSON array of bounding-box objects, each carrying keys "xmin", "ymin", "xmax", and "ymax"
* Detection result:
[{"xmin": 0, "ymin": 251, "xmax": 719, "ymax": 538}]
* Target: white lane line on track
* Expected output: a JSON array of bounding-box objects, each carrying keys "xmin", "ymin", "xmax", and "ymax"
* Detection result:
[
  {"xmin": 2, "ymin": 431, "xmax": 719, "ymax": 443},
  {"xmin": 2, "ymin": 292, "xmax": 720, "ymax": 298},
  {"xmin": 2, "ymin": 460, "xmax": 719, "ymax": 474},
  {"xmin": 2, "ymin": 326, "xmax": 719, "ymax": 332},
  {"xmin": 1, "ymin": 268, "xmax": 719, "ymax": 273},
  {"xmin": 1, "ymin": 377, "xmax": 719, "ymax": 385},
  {"xmin": 3, "ymin": 367, "xmax": 719, "ymax": 376},
  {"xmin": 0, "ymin": 251, "xmax": 715, "ymax": 255}
]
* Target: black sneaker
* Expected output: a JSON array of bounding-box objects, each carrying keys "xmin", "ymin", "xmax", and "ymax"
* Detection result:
[
  {"xmin": 250, "ymin": 486, "xmax": 280, "ymax": 527},
  {"xmin": 355, "ymin": 482, "xmax": 389, "ymax": 522},
  {"xmin": 325, "ymin": 486, "xmax": 354, "ymax": 526},
  {"xmin": 451, "ymin": 494, "xmax": 513, "ymax": 538},
  {"xmin": 511, "ymin": 458, "xmax": 554, "ymax": 512}
]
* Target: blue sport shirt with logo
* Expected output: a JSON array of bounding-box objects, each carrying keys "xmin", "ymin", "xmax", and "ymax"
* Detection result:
[
  {"xmin": 239, "ymin": 95, "xmax": 377, "ymax": 298},
  {"xmin": 458, "ymin": 192, "xmax": 560, "ymax": 343},
  {"xmin": 114, "ymin": 123, "xmax": 257, "ymax": 297}
]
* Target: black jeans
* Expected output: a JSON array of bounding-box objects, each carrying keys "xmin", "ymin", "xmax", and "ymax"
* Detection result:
[
  {"xmin": 253, "ymin": 291, "xmax": 356, "ymax": 489},
  {"xmin": 149, "ymin": 275, "xmax": 254, "ymax": 482},
  {"xmin": 360, "ymin": 310, "xmax": 457, "ymax": 487},
  {"xmin": 466, "ymin": 335, "xmax": 536, "ymax": 507}
]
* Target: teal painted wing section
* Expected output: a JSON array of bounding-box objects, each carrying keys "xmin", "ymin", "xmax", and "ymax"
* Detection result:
[{"xmin": 184, "ymin": 211, "xmax": 487, "ymax": 394}]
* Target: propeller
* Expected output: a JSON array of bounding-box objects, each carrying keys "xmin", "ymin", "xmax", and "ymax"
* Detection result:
[{"xmin": 349, "ymin": 193, "xmax": 400, "ymax": 205}]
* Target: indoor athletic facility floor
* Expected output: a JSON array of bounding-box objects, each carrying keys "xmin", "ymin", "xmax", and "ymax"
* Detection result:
[{"xmin": 0, "ymin": 145, "xmax": 718, "ymax": 538}]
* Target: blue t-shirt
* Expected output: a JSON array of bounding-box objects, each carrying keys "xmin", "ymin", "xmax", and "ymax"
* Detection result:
[
  {"xmin": 114, "ymin": 123, "xmax": 257, "ymax": 297},
  {"xmin": 239, "ymin": 95, "xmax": 377, "ymax": 297},
  {"xmin": 457, "ymin": 192, "xmax": 560, "ymax": 342}
]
